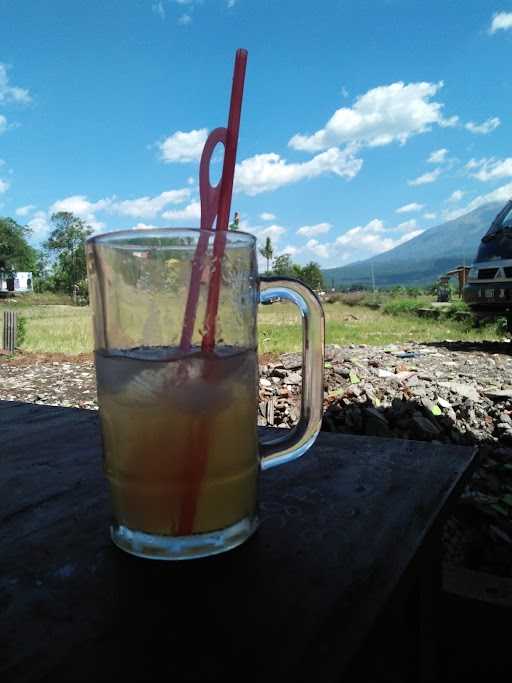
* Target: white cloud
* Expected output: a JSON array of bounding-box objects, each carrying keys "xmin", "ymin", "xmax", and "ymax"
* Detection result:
[
  {"xmin": 129, "ymin": 222, "xmax": 161, "ymax": 231},
  {"xmin": 158, "ymin": 128, "xmax": 208, "ymax": 163},
  {"xmin": 397, "ymin": 219, "xmax": 419, "ymax": 232},
  {"xmin": 460, "ymin": 181, "xmax": 512, "ymax": 213},
  {"xmin": 465, "ymin": 117, "xmax": 500, "ymax": 134},
  {"xmin": 296, "ymin": 222, "xmax": 332, "ymax": 237},
  {"xmin": 161, "ymin": 200, "xmax": 201, "ymax": 221},
  {"xmin": 259, "ymin": 224, "xmax": 287, "ymax": 240},
  {"xmin": 305, "ymin": 239, "xmax": 329, "ymax": 259},
  {"xmin": 447, "ymin": 190, "xmax": 465, "ymax": 203},
  {"xmin": 0, "ymin": 63, "xmax": 31, "ymax": 104},
  {"xmin": 423, "ymin": 212, "xmax": 437, "ymax": 220},
  {"xmin": 281, "ymin": 244, "xmax": 298, "ymax": 256},
  {"xmin": 335, "ymin": 219, "xmax": 384, "ymax": 248},
  {"xmin": 16, "ymin": 204, "xmax": 35, "ymax": 217},
  {"xmin": 178, "ymin": 13, "xmax": 192, "ymax": 25},
  {"xmin": 289, "ymin": 81, "xmax": 457, "ymax": 152},
  {"xmin": 0, "ymin": 179, "xmax": 9, "ymax": 194},
  {"xmin": 443, "ymin": 182, "xmax": 512, "ymax": 222},
  {"xmin": 0, "ymin": 114, "xmax": 7, "ymax": 134},
  {"xmin": 0, "ymin": 158, "xmax": 5, "ymax": 166},
  {"xmin": 48, "ymin": 188, "xmax": 194, "ymax": 229},
  {"xmin": 235, "ymin": 145, "xmax": 362, "ymax": 195},
  {"xmin": 395, "ymin": 202, "xmax": 424, "ymax": 214},
  {"xmin": 260, "ymin": 212, "xmax": 276, "ymax": 221},
  {"xmin": 50, "ymin": 195, "xmax": 111, "ymax": 230},
  {"xmin": 152, "ymin": 1, "xmax": 165, "ymax": 19},
  {"xmin": 468, "ymin": 157, "xmax": 512, "ymax": 182},
  {"xmin": 441, "ymin": 207, "xmax": 467, "ymax": 221},
  {"xmin": 27, "ymin": 211, "xmax": 51, "ymax": 239},
  {"xmin": 427, "ymin": 148, "xmax": 448, "ymax": 164},
  {"xmin": 490, "ymin": 12, "xmax": 512, "ymax": 33},
  {"xmin": 408, "ymin": 167, "xmax": 442, "ymax": 186},
  {"xmin": 329, "ymin": 217, "xmax": 424, "ymax": 262},
  {"xmin": 113, "ymin": 188, "xmax": 190, "ymax": 218}
]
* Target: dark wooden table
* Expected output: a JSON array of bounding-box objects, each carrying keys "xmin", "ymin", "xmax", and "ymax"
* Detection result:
[{"xmin": 0, "ymin": 400, "xmax": 476, "ymax": 683}]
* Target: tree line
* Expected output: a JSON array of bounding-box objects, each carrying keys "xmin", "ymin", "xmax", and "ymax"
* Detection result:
[
  {"xmin": 259, "ymin": 237, "xmax": 324, "ymax": 290},
  {"xmin": 0, "ymin": 212, "xmax": 92, "ymax": 296},
  {"xmin": 1, "ymin": 215, "xmax": 326, "ymax": 297}
]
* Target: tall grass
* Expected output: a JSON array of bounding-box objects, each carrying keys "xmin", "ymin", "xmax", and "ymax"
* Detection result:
[
  {"xmin": 382, "ymin": 298, "xmax": 427, "ymax": 316},
  {"xmin": 4, "ymin": 305, "xmax": 94, "ymax": 354},
  {"xmin": 0, "ymin": 299, "xmax": 504, "ymax": 356}
]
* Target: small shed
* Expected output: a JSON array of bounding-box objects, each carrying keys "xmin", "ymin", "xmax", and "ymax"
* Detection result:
[{"xmin": 0, "ymin": 271, "xmax": 33, "ymax": 294}]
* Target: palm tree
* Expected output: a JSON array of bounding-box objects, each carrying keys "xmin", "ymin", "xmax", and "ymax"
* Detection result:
[{"xmin": 259, "ymin": 237, "xmax": 273, "ymax": 274}]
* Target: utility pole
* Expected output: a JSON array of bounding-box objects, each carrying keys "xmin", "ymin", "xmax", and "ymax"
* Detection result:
[{"xmin": 370, "ymin": 262, "xmax": 376, "ymax": 293}]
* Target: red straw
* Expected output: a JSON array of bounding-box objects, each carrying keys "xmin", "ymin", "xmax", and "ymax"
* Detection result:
[
  {"xmin": 176, "ymin": 49, "xmax": 248, "ymax": 536},
  {"xmin": 202, "ymin": 49, "xmax": 247, "ymax": 352}
]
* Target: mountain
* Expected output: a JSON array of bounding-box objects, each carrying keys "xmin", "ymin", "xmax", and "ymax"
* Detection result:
[{"xmin": 322, "ymin": 202, "xmax": 504, "ymax": 288}]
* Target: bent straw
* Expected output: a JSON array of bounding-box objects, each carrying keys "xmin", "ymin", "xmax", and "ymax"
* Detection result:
[
  {"xmin": 176, "ymin": 49, "xmax": 248, "ymax": 536},
  {"xmin": 202, "ymin": 49, "xmax": 248, "ymax": 352},
  {"xmin": 179, "ymin": 127, "xmax": 227, "ymax": 351}
]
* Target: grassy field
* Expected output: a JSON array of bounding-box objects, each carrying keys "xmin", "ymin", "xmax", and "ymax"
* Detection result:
[{"xmin": 0, "ymin": 294, "xmax": 504, "ymax": 355}]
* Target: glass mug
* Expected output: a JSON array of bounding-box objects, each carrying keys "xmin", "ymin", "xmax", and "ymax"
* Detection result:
[{"xmin": 86, "ymin": 228, "xmax": 324, "ymax": 560}]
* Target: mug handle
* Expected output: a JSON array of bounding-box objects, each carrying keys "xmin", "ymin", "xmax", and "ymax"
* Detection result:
[{"xmin": 258, "ymin": 277, "xmax": 325, "ymax": 470}]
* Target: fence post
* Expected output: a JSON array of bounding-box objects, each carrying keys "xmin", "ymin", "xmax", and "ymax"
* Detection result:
[{"xmin": 3, "ymin": 311, "xmax": 17, "ymax": 353}]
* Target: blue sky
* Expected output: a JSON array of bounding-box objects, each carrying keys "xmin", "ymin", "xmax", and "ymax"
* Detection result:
[{"xmin": 1, "ymin": 0, "xmax": 512, "ymax": 269}]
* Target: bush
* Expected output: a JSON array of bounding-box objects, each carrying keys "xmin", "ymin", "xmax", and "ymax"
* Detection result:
[
  {"xmin": 383, "ymin": 299, "xmax": 424, "ymax": 316},
  {"xmin": 443, "ymin": 300, "xmax": 470, "ymax": 319},
  {"xmin": 339, "ymin": 291, "xmax": 367, "ymax": 306},
  {"xmin": 16, "ymin": 314, "xmax": 27, "ymax": 347}
]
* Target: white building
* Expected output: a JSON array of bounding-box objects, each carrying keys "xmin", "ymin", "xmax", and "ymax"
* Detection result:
[{"xmin": 0, "ymin": 271, "xmax": 33, "ymax": 293}]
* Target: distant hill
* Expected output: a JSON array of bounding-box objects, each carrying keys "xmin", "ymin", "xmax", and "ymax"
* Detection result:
[{"xmin": 322, "ymin": 202, "xmax": 503, "ymax": 288}]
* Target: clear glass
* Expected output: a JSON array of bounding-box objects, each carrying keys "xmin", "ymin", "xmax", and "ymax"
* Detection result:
[{"xmin": 86, "ymin": 228, "xmax": 324, "ymax": 560}]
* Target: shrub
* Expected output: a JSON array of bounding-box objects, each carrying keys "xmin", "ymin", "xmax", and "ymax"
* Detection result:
[
  {"xmin": 16, "ymin": 314, "xmax": 27, "ymax": 347},
  {"xmin": 382, "ymin": 299, "xmax": 424, "ymax": 316},
  {"xmin": 339, "ymin": 291, "xmax": 367, "ymax": 306}
]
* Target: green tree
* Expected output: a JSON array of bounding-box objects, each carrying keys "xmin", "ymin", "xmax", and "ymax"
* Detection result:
[
  {"xmin": 299, "ymin": 261, "xmax": 324, "ymax": 290},
  {"xmin": 271, "ymin": 253, "xmax": 295, "ymax": 277},
  {"xmin": 259, "ymin": 237, "xmax": 274, "ymax": 274},
  {"xmin": 44, "ymin": 212, "xmax": 93, "ymax": 294},
  {"xmin": 229, "ymin": 211, "xmax": 240, "ymax": 231},
  {"xmin": 0, "ymin": 217, "xmax": 38, "ymax": 275}
]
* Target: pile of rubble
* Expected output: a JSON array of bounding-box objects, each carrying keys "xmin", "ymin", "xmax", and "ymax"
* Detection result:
[{"xmin": 258, "ymin": 342, "xmax": 512, "ymax": 576}]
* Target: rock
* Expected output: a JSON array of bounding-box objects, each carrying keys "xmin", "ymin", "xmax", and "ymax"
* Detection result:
[
  {"xmin": 377, "ymin": 369, "xmax": 396, "ymax": 379},
  {"xmin": 412, "ymin": 415, "xmax": 441, "ymax": 440},
  {"xmin": 363, "ymin": 407, "xmax": 391, "ymax": 437},
  {"xmin": 285, "ymin": 372, "xmax": 302, "ymax": 386},
  {"xmin": 334, "ymin": 366, "xmax": 351, "ymax": 378},
  {"xmin": 437, "ymin": 396, "xmax": 452, "ymax": 409},
  {"xmin": 270, "ymin": 367, "xmax": 288, "ymax": 379},
  {"xmin": 259, "ymin": 378, "xmax": 272, "ymax": 388},
  {"xmin": 324, "ymin": 345, "xmax": 337, "ymax": 361},
  {"xmin": 419, "ymin": 397, "xmax": 442, "ymax": 416},
  {"xmin": 483, "ymin": 389, "xmax": 512, "ymax": 402},
  {"xmin": 280, "ymin": 352, "xmax": 302, "ymax": 370},
  {"xmin": 439, "ymin": 382, "xmax": 482, "ymax": 403}
]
